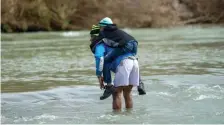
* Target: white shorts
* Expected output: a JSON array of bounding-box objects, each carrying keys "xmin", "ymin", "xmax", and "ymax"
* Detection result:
[{"xmin": 113, "ymin": 58, "xmax": 139, "ymax": 87}]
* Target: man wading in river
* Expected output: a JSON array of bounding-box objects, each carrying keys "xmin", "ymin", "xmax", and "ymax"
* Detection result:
[
  {"xmin": 89, "ymin": 24, "xmax": 141, "ymax": 110},
  {"xmin": 89, "ymin": 17, "xmax": 146, "ymax": 101}
]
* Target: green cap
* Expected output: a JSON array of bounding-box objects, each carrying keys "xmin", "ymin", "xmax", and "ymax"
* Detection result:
[{"xmin": 90, "ymin": 25, "xmax": 100, "ymax": 36}]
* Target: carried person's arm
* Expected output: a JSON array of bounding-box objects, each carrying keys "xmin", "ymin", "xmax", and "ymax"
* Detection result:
[{"xmin": 94, "ymin": 44, "xmax": 105, "ymax": 89}]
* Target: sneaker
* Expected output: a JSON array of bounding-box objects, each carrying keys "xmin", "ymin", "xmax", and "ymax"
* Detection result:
[
  {"xmin": 100, "ymin": 85, "xmax": 114, "ymax": 100},
  {"xmin": 138, "ymin": 81, "xmax": 146, "ymax": 95}
]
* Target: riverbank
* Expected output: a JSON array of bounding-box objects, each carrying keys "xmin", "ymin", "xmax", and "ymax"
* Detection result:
[{"xmin": 1, "ymin": 0, "xmax": 224, "ymax": 33}]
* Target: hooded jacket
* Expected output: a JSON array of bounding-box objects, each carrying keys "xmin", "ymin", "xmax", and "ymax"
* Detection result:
[{"xmin": 98, "ymin": 24, "xmax": 137, "ymax": 47}]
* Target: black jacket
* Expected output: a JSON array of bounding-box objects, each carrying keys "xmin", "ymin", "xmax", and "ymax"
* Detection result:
[{"xmin": 98, "ymin": 24, "xmax": 136, "ymax": 47}]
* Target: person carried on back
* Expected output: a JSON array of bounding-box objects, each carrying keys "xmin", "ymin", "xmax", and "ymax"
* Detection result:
[
  {"xmin": 89, "ymin": 17, "xmax": 146, "ymax": 100},
  {"xmin": 89, "ymin": 24, "xmax": 140, "ymax": 111}
]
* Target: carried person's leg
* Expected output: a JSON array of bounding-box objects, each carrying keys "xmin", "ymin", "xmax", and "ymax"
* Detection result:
[
  {"xmin": 123, "ymin": 40, "xmax": 138, "ymax": 55},
  {"xmin": 138, "ymin": 76, "xmax": 146, "ymax": 95},
  {"xmin": 104, "ymin": 48, "xmax": 125, "ymax": 63},
  {"xmin": 100, "ymin": 62, "xmax": 114, "ymax": 100},
  {"xmin": 103, "ymin": 62, "xmax": 112, "ymax": 84},
  {"xmin": 104, "ymin": 40, "xmax": 137, "ymax": 63}
]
